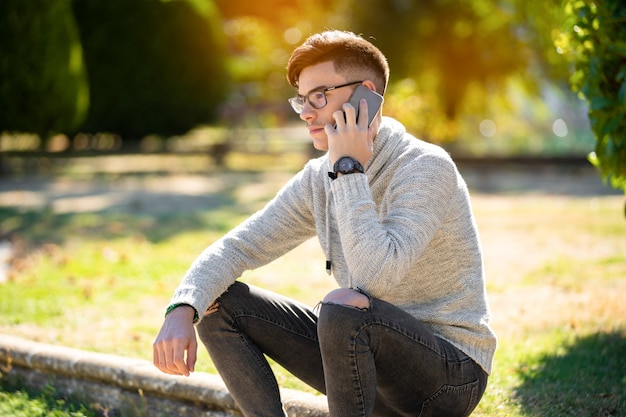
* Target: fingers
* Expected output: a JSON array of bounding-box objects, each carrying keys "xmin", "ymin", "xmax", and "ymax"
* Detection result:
[
  {"xmin": 331, "ymin": 108, "xmax": 347, "ymax": 130},
  {"xmin": 330, "ymin": 100, "xmax": 369, "ymax": 132},
  {"xmin": 327, "ymin": 99, "xmax": 372, "ymax": 166},
  {"xmin": 152, "ymin": 310, "xmax": 198, "ymax": 377},
  {"xmin": 357, "ymin": 98, "xmax": 369, "ymax": 127},
  {"xmin": 153, "ymin": 336, "xmax": 196, "ymax": 376},
  {"xmin": 187, "ymin": 336, "xmax": 197, "ymax": 373},
  {"xmin": 153, "ymin": 338, "xmax": 176, "ymax": 375},
  {"xmin": 168, "ymin": 338, "xmax": 190, "ymax": 376}
]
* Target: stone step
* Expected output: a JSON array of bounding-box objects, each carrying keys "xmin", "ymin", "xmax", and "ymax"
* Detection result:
[{"xmin": 0, "ymin": 334, "xmax": 329, "ymax": 417}]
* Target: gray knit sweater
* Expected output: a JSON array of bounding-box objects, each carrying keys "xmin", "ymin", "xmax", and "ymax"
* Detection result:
[{"xmin": 170, "ymin": 117, "xmax": 497, "ymax": 374}]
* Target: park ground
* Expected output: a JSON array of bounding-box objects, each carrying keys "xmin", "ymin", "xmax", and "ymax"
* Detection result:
[{"xmin": 0, "ymin": 156, "xmax": 624, "ymax": 416}]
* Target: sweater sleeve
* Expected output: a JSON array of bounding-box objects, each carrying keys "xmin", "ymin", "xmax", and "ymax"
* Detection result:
[
  {"xmin": 331, "ymin": 149, "xmax": 457, "ymax": 297},
  {"xmin": 168, "ymin": 168, "xmax": 317, "ymax": 320}
]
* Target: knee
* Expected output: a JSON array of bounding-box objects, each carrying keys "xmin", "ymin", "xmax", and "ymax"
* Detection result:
[{"xmin": 322, "ymin": 288, "xmax": 370, "ymax": 310}]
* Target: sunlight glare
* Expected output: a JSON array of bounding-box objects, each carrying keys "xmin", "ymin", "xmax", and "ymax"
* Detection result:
[
  {"xmin": 223, "ymin": 20, "xmax": 240, "ymax": 37},
  {"xmin": 284, "ymin": 27, "xmax": 302, "ymax": 45},
  {"xmin": 479, "ymin": 119, "xmax": 497, "ymax": 137},
  {"xmin": 552, "ymin": 118, "xmax": 568, "ymax": 137}
]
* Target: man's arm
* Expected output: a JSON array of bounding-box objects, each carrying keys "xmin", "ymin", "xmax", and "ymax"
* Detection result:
[
  {"xmin": 153, "ymin": 305, "xmax": 198, "ymax": 377},
  {"xmin": 153, "ymin": 164, "xmax": 317, "ymax": 375}
]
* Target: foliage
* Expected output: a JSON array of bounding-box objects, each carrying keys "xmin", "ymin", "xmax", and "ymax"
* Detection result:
[
  {"xmin": 334, "ymin": 0, "xmax": 529, "ymax": 138},
  {"xmin": 0, "ymin": 0, "xmax": 89, "ymax": 139},
  {"xmin": 71, "ymin": 0, "xmax": 231, "ymax": 138},
  {"xmin": 213, "ymin": 0, "xmax": 597, "ymax": 158},
  {"xmin": 214, "ymin": 0, "xmax": 336, "ymax": 129},
  {"xmin": 509, "ymin": 0, "xmax": 573, "ymax": 85},
  {"xmin": 0, "ymin": 0, "xmax": 611, "ymax": 154},
  {"xmin": 217, "ymin": 16, "xmax": 296, "ymax": 129},
  {"xmin": 215, "ymin": 0, "xmax": 332, "ymax": 22},
  {"xmin": 556, "ymin": 0, "xmax": 626, "ymax": 196}
]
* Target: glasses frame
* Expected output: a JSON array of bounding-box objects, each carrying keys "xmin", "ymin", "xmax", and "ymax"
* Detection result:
[{"xmin": 288, "ymin": 80, "xmax": 363, "ymax": 114}]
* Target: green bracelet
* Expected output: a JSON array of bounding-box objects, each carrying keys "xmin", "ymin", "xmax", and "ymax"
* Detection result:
[{"xmin": 165, "ymin": 303, "xmax": 199, "ymax": 322}]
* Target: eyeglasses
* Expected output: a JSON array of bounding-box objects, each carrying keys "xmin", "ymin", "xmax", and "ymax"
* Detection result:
[{"xmin": 288, "ymin": 80, "xmax": 363, "ymax": 114}]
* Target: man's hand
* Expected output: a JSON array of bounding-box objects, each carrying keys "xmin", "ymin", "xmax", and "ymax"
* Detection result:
[
  {"xmin": 152, "ymin": 305, "xmax": 198, "ymax": 377},
  {"xmin": 326, "ymin": 98, "xmax": 377, "ymax": 167}
]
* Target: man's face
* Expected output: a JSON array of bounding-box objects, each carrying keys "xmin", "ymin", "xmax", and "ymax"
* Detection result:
[{"xmin": 296, "ymin": 61, "xmax": 356, "ymax": 151}]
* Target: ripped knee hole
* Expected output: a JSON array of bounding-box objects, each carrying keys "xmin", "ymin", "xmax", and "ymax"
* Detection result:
[
  {"xmin": 204, "ymin": 301, "xmax": 220, "ymax": 316},
  {"xmin": 322, "ymin": 288, "xmax": 370, "ymax": 310}
]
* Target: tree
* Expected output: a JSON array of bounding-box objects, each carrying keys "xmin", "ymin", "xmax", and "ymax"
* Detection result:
[
  {"xmin": 213, "ymin": 0, "xmax": 336, "ymax": 127},
  {"xmin": 556, "ymin": 0, "xmax": 626, "ymax": 200},
  {"xmin": 72, "ymin": 0, "xmax": 231, "ymax": 139},
  {"xmin": 339, "ymin": 0, "xmax": 527, "ymax": 118},
  {"xmin": 0, "ymin": 0, "xmax": 89, "ymax": 139},
  {"xmin": 324, "ymin": 0, "xmax": 550, "ymax": 142}
]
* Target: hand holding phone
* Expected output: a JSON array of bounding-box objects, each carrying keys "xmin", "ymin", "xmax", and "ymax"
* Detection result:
[
  {"xmin": 337, "ymin": 84, "xmax": 384, "ymax": 128},
  {"xmin": 328, "ymin": 84, "xmax": 383, "ymax": 168}
]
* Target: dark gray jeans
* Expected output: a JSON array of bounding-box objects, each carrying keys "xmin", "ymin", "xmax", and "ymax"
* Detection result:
[{"xmin": 197, "ymin": 281, "xmax": 487, "ymax": 417}]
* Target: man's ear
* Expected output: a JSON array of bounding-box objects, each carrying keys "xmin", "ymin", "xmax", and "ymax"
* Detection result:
[{"xmin": 362, "ymin": 80, "xmax": 378, "ymax": 93}]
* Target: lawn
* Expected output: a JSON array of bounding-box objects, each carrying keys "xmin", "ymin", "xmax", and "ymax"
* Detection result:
[{"xmin": 0, "ymin": 164, "xmax": 624, "ymax": 416}]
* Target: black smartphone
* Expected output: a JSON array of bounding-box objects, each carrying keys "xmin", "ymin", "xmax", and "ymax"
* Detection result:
[{"xmin": 340, "ymin": 84, "xmax": 384, "ymax": 127}]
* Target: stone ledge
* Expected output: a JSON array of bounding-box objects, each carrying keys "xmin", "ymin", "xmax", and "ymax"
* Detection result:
[{"xmin": 0, "ymin": 334, "xmax": 329, "ymax": 417}]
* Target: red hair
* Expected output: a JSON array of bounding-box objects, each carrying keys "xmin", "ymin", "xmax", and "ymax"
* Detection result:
[{"xmin": 286, "ymin": 31, "xmax": 389, "ymax": 94}]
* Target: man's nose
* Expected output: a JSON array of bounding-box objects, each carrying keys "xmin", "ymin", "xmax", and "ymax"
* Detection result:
[{"xmin": 299, "ymin": 101, "xmax": 316, "ymax": 122}]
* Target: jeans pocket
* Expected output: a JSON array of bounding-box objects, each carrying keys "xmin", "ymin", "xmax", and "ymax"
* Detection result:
[{"xmin": 418, "ymin": 379, "xmax": 479, "ymax": 417}]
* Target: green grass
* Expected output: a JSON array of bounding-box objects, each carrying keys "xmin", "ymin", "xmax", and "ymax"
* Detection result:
[
  {"xmin": 0, "ymin": 381, "xmax": 95, "ymax": 417},
  {"xmin": 1, "ymin": 171, "xmax": 625, "ymax": 416},
  {"xmin": 473, "ymin": 328, "xmax": 626, "ymax": 417},
  {"xmin": 514, "ymin": 330, "xmax": 625, "ymax": 416}
]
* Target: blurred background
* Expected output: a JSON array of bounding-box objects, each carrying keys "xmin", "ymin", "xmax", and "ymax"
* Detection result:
[
  {"xmin": 1, "ymin": 0, "xmax": 623, "ymax": 184},
  {"xmin": 1, "ymin": 2, "xmax": 625, "ymax": 415}
]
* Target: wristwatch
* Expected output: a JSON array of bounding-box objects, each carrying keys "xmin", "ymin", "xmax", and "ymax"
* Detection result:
[{"xmin": 329, "ymin": 156, "xmax": 365, "ymax": 179}]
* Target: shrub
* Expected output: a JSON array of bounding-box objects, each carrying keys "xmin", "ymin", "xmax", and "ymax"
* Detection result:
[
  {"xmin": 0, "ymin": 0, "xmax": 89, "ymax": 138},
  {"xmin": 558, "ymin": 0, "xmax": 626, "ymax": 197},
  {"xmin": 72, "ymin": 0, "xmax": 232, "ymax": 139}
]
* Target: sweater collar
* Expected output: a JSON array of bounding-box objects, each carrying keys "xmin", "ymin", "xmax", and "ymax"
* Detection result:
[{"xmin": 365, "ymin": 117, "xmax": 407, "ymax": 174}]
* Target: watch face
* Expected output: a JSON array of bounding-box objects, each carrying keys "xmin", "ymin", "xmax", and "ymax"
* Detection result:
[{"xmin": 338, "ymin": 157, "xmax": 354, "ymax": 172}]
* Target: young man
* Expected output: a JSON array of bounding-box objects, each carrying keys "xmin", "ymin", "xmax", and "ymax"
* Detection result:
[{"xmin": 153, "ymin": 30, "xmax": 497, "ymax": 417}]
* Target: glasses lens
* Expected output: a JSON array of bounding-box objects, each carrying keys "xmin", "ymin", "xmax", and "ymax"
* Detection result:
[
  {"xmin": 288, "ymin": 97, "xmax": 304, "ymax": 114},
  {"xmin": 308, "ymin": 91, "xmax": 327, "ymax": 109}
]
